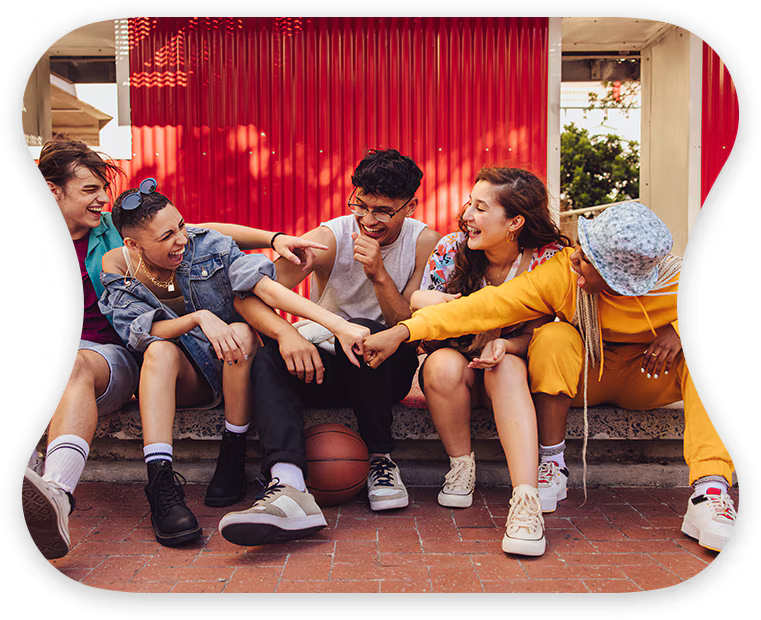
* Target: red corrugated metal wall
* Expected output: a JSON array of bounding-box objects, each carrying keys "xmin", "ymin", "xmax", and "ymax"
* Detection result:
[
  {"xmin": 116, "ymin": 17, "xmax": 549, "ymax": 237},
  {"xmin": 701, "ymin": 42, "xmax": 739, "ymax": 205}
]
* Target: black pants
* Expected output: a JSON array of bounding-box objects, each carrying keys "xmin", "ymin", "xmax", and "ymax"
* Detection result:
[{"xmin": 252, "ymin": 318, "xmax": 420, "ymax": 477}]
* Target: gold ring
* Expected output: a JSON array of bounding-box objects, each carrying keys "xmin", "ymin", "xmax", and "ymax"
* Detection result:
[{"xmin": 651, "ymin": 352, "xmax": 658, "ymax": 357}]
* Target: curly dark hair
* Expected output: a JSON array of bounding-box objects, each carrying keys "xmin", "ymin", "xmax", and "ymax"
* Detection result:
[
  {"xmin": 111, "ymin": 187, "xmax": 171, "ymax": 235},
  {"xmin": 445, "ymin": 167, "xmax": 571, "ymax": 298},
  {"xmin": 350, "ymin": 148, "xmax": 423, "ymax": 200},
  {"xmin": 38, "ymin": 139, "xmax": 124, "ymax": 197}
]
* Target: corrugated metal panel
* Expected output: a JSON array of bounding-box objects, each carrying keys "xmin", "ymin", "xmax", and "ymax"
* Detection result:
[
  {"xmin": 701, "ymin": 42, "xmax": 739, "ymax": 205},
  {"xmin": 117, "ymin": 16, "xmax": 548, "ymax": 235}
]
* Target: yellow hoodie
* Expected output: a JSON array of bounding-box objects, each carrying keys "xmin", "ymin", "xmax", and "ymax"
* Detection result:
[{"xmin": 401, "ymin": 247, "xmax": 680, "ymax": 344}]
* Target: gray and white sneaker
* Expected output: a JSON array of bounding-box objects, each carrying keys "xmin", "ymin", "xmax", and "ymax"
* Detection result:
[
  {"xmin": 22, "ymin": 468, "xmax": 73, "ymax": 560},
  {"xmin": 367, "ymin": 455, "xmax": 409, "ymax": 511},
  {"xmin": 218, "ymin": 478, "xmax": 327, "ymax": 546},
  {"xmin": 438, "ymin": 452, "xmax": 476, "ymax": 508}
]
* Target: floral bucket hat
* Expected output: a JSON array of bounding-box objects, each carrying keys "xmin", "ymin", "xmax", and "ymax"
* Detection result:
[{"xmin": 577, "ymin": 201, "xmax": 673, "ymax": 296}]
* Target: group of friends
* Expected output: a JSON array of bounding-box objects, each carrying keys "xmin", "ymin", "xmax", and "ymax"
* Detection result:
[{"xmin": 22, "ymin": 140, "xmax": 736, "ymax": 562}]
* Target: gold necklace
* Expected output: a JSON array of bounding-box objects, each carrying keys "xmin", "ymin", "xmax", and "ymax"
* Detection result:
[{"xmin": 141, "ymin": 262, "xmax": 176, "ymax": 292}]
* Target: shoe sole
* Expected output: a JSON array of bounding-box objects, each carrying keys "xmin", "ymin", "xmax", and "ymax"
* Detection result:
[
  {"xmin": 501, "ymin": 533, "xmax": 546, "ymax": 556},
  {"xmin": 437, "ymin": 490, "xmax": 473, "ymax": 508},
  {"xmin": 681, "ymin": 516, "xmax": 728, "ymax": 552},
  {"xmin": 219, "ymin": 514, "xmax": 327, "ymax": 546},
  {"xmin": 22, "ymin": 473, "xmax": 69, "ymax": 560},
  {"xmin": 369, "ymin": 496, "xmax": 409, "ymax": 511},
  {"xmin": 151, "ymin": 518, "xmax": 203, "ymax": 547},
  {"xmin": 204, "ymin": 491, "xmax": 246, "ymax": 507},
  {"xmin": 540, "ymin": 488, "xmax": 567, "ymax": 513}
]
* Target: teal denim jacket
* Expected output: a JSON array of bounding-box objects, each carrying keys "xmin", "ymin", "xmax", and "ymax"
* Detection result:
[{"xmin": 21, "ymin": 213, "xmax": 124, "ymax": 334}]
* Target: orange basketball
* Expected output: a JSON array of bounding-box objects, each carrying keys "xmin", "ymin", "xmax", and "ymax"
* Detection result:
[{"xmin": 305, "ymin": 424, "xmax": 370, "ymax": 506}]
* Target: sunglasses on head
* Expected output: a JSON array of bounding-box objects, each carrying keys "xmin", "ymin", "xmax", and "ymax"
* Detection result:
[{"xmin": 122, "ymin": 178, "xmax": 158, "ymax": 211}]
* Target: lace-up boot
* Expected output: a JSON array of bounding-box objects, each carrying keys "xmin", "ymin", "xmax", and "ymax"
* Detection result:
[
  {"xmin": 367, "ymin": 455, "xmax": 409, "ymax": 511},
  {"xmin": 218, "ymin": 478, "xmax": 327, "ymax": 546},
  {"xmin": 502, "ymin": 484, "xmax": 546, "ymax": 556},
  {"xmin": 681, "ymin": 487, "xmax": 737, "ymax": 551},
  {"xmin": 145, "ymin": 460, "xmax": 202, "ymax": 546},
  {"xmin": 204, "ymin": 430, "xmax": 248, "ymax": 507},
  {"xmin": 438, "ymin": 452, "xmax": 476, "ymax": 508},
  {"xmin": 22, "ymin": 468, "xmax": 75, "ymax": 559}
]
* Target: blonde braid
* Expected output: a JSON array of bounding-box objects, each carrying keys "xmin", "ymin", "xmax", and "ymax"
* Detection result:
[{"xmin": 571, "ymin": 254, "xmax": 682, "ymax": 506}]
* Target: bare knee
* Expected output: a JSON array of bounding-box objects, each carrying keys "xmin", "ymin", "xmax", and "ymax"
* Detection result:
[
  {"xmin": 484, "ymin": 354, "xmax": 527, "ymax": 389},
  {"xmin": 142, "ymin": 340, "xmax": 184, "ymax": 373},
  {"xmin": 68, "ymin": 350, "xmax": 108, "ymax": 387},
  {"xmin": 423, "ymin": 349, "xmax": 471, "ymax": 393},
  {"xmin": 230, "ymin": 322, "xmax": 259, "ymax": 356}
]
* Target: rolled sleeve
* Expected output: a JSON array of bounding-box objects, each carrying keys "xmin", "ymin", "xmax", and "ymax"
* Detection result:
[
  {"xmin": 127, "ymin": 307, "xmax": 172, "ymax": 353},
  {"xmin": 228, "ymin": 250, "xmax": 276, "ymax": 296}
]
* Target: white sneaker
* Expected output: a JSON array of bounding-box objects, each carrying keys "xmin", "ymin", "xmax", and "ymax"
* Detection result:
[
  {"xmin": 681, "ymin": 487, "xmax": 737, "ymax": 552},
  {"xmin": 501, "ymin": 484, "xmax": 546, "ymax": 556},
  {"xmin": 538, "ymin": 461, "xmax": 568, "ymax": 512},
  {"xmin": 367, "ymin": 455, "xmax": 409, "ymax": 511},
  {"xmin": 438, "ymin": 452, "xmax": 476, "ymax": 508},
  {"xmin": 22, "ymin": 468, "xmax": 73, "ymax": 559}
]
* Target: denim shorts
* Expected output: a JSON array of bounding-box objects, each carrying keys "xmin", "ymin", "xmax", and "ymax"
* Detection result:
[{"xmin": 78, "ymin": 340, "xmax": 139, "ymax": 414}]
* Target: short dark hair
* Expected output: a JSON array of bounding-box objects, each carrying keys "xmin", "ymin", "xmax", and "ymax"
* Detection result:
[
  {"xmin": 350, "ymin": 148, "xmax": 423, "ymax": 200},
  {"xmin": 112, "ymin": 188, "xmax": 171, "ymax": 235}
]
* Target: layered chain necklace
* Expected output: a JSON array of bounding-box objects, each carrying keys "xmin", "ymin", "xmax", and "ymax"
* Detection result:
[{"xmin": 141, "ymin": 262, "xmax": 176, "ymax": 292}]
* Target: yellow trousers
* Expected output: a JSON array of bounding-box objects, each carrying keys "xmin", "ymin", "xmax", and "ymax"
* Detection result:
[{"xmin": 527, "ymin": 321, "xmax": 734, "ymax": 485}]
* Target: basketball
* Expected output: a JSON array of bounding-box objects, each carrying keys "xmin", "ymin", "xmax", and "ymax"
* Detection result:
[{"xmin": 305, "ymin": 424, "xmax": 370, "ymax": 506}]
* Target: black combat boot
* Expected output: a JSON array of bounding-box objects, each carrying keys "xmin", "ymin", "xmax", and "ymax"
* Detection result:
[
  {"xmin": 204, "ymin": 430, "xmax": 248, "ymax": 507},
  {"xmin": 144, "ymin": 460, "xmax": 202, "ymax": 546}
]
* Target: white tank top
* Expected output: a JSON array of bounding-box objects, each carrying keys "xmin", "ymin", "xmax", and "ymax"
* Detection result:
[{"xmin": 310, "ymin": 215, "xmax": 428, "ymax": 325}]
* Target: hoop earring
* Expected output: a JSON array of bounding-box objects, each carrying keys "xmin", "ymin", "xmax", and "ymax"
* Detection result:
[{"xmin": 507, "ymin": 232, "xmax": 516, "ymax": 243}]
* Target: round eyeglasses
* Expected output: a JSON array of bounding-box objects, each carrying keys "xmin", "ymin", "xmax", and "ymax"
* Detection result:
[
  {"xmin": 122, "ymin": 178, "xmax": 158, "ymax": 211},
  {"xmin": 347, "ymin": 187, "xmax": 413, "ymax": 223}
]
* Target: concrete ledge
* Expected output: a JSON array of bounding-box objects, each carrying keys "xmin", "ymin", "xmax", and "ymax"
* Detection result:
[{"xmin": 95, "ymin": 373, "xmax": 685, "ymax": 442}]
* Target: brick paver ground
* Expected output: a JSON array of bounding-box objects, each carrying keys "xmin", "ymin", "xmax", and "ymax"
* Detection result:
[{"xmin": 45, "ymin": 482, "xmax": 737, "ymax": 593}]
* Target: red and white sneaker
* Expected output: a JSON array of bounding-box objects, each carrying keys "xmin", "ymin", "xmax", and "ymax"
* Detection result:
[
  {"xmin": 681, "ymin": 487, "xmax": 736, "ymax": 552},
  {"xmin": 537, "ymin": 461, "xmax": 568, "ymax": 513}
]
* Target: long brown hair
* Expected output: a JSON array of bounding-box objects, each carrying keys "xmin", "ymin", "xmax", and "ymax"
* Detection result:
[{"xmin": 445, "ymin": 167, "xmax": 570, "ymax": 297}]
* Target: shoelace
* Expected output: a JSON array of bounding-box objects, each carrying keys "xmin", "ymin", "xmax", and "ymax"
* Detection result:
[
  {"xmin": 149, "ymin": 467, "xmax": 188, "ymax": 514},
  {"xmin": 253, "ymin": 477, "xmax": 285, "ymax": 503},
  {"xmin": 444, "ymin": 458, "xmax": 473, "ymax": 491},
  {"xmin": 508, "ymin": 491, "xmax": 543, "ymax": 532},
  {"xmin": 706, "ymin": 494, "xmax": 737, "ymax": 521},
  {"xmin": 537, "ymin": 462, "xmax": 557, "ymax": 485},
  {"xmin": 369, "ymin": 457, "xmax": 396, "ymax": 487}
]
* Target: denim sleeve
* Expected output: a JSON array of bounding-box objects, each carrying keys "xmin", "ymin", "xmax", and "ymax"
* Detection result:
[
  {"xmin": 98, "ymin": 283, "xmax": 172, "ymax": 353},
  {"xmin": 227, "ymin": 243, "xmax": 277, "ymax": 296}
]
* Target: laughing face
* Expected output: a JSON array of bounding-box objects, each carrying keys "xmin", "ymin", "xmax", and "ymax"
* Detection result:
[
  {"xmin": 351, "ymin": 188, "xmax": 416, "ymax": 246},
  {"xmin": 569, "ymin": 244, "xmax": 614, "ymax": 294},
  {"xmin": 462, "ymin": 180, "xmax": 523, "ymax": 251},
  {"xmin": 49, "ymin": 165, "xmax": 110, "ymax": 240},
  {"xmin": 125, "ymin": 204, "xmax": 188, "ymax": 273}
]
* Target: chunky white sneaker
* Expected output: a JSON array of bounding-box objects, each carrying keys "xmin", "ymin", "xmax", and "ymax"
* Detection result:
[
  {"xmin": 219, "ymin": 478, "xmax": 327, "ymax": 546},
  {"xmin": 502, "ymin": 484, "xmax": 546, "ymax": 556},
  {"xmin": 438, "ymin": 452, "xmax": 476, "ymax": 508},
  {"xmin": 538, "ymin": 461, "xmax": 568, "ymax": 513},
  {"xmin": 22, "ymin": 468, "xmax": 73, "ymax": 559},
  {"xmin": 367, "ymin": 455, "xmax": 409, "ymax": 511},
  {"xmin": 681, "ymin": 487, "xmax": 737, "ymax": 552}
]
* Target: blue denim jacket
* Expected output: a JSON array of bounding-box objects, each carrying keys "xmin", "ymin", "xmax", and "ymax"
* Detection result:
[{"xmin": 99, "ymin": 227, "xmax": 275, "ymax": 397}]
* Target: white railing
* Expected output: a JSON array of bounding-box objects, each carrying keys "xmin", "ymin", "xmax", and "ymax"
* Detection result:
[{"xmin": 560, "ymin": 199, "xmax": 639, "ymax": 218}]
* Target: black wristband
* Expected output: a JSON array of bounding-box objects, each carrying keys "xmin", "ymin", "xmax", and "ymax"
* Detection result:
[{"xmin": 270, "ymin": 231, "xmax": 286, "ymax": 249}]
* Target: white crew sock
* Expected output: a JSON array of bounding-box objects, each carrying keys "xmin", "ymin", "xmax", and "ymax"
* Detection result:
[
  {"xmin": 271, "ymin": 462, "xmax": 306, "ymax": 492},
  {"xmin": 539, "ymin": 440, "xmax": 566, "ymax": 469},
  {"xmin": 225, "ymin": 421, "xmax": 250, "ymax": 434},
  {"xmin": 43, "ymin": 434, "xmax": 90, "ymax": 494},
  {"xmin": 143, "ymin": 442, "xmax": 173, "ymax": 464}
]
